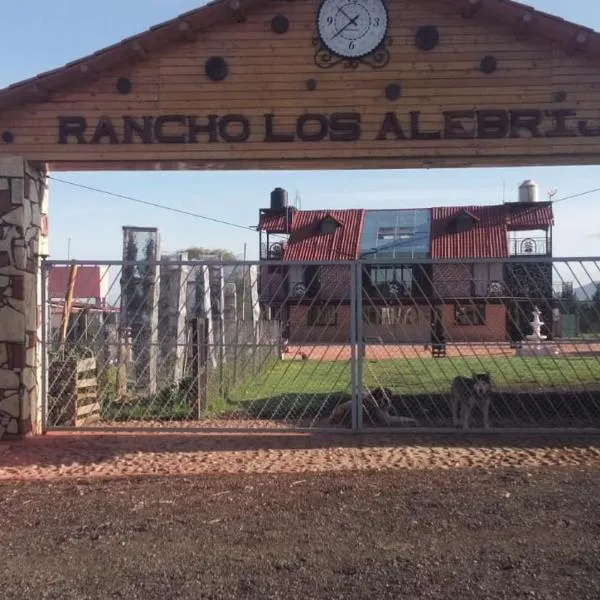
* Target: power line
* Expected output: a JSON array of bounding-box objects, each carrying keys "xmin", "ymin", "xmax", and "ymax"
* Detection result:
[
  {"xmin": 552, "ymin": 187, "xmax": 600, "ymax": 205},
  {"xmin": 48, "ymin": 175, "xmax": 259, "ymax": 233}
]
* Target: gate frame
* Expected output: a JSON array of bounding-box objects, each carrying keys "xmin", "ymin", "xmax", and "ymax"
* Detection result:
[{"xmin": 39, "ymin": 256, "xmax": 600, "ymax": 435}]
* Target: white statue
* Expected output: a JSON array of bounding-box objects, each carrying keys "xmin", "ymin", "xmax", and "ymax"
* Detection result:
[{"xmin": 526, "ymin": 306, "xmax": 547, "ymax": 343}]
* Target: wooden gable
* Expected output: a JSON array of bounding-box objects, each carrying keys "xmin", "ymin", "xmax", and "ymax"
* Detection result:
[{"xmin": 0, "ymin": 0, "xmax": 600, "ymax": 170}]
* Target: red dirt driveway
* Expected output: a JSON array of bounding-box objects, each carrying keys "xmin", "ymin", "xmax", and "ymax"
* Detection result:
[{"xmin": 1, "ymin": 432, "xmax": 600, "ymax": 599}]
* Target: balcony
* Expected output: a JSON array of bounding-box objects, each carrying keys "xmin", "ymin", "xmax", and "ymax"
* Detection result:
[{"xmin": 509, "ymin": 236, "xmax": 551, "ymax": 257}]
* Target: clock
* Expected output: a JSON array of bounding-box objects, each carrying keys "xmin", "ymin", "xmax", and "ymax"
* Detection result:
[{"xmin": 317, "ymin": 0, "xmax": 388, "ymax": 59}]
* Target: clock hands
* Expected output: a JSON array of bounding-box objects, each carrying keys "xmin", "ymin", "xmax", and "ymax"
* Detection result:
[{"xmin": 331, "ymin": 10, "xmax": 360, "ymax": 40}]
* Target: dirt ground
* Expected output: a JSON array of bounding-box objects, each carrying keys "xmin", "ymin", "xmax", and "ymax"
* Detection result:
[
  {"xmin": 2, "ymin": 432, "xmax": 600, "ymax": 599},
  {"xmin": 283, "ymin": 342, "xmax": 600, "ymax": 361}
]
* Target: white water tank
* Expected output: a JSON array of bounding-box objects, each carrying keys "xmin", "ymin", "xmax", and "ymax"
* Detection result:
[{"xmin": 518, "ymin": 179, "xmax": 539, "ymax": 203}]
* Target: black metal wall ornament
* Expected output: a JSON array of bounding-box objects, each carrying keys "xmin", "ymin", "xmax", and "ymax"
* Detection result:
[
  {"xmin": 312, "ymin": 36, "xmax": 391, "ymax": 70},
  {"xmin": 480, "ymin": 55, "xmax": 498, "ymax": 74},
  {"xmin": 414, "ymin": 26, "xmax": 439, "ymax": 51},
  {"xmin": 385, "ymin": 83, "xmax": 401, "ymax": 101},
  {"xmin": 271, "ymin": 14, "xmax": 289, "ymax": 34},
  {"xmin": 553, "ymin": 90, "xmax": 567, "ymax": 102},
  {"xmin": 205, "ymin": 56, "xmax": 229, "ymax": 81},
  {"xmin": 1, "ymin": 131, "xmax": 14, "ymax": 144},
  {"xmin": 306, "ymin": 78, "xmax": 318, "ymax": 91},
  {"xmin": 115, "ymin": 77, "xmax": 133, "ymax": 95}
]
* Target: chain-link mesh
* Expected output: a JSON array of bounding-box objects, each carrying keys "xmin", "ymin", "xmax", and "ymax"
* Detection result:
[
  {"xmin": 359, "ymin": 258, "xmax": 600, "ymax": 430},
  {"xmin": 43, "ymin": 258, "xmax": 600, "ymax": 431}
]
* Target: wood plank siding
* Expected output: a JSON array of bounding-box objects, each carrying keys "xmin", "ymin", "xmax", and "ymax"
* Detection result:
[{"xmin": 1, "ymin": 0, "xmax": 600, "ymax": 170}]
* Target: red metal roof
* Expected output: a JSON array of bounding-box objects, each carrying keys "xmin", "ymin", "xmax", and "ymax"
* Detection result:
[
  {"xmin": 283, "ymin": 210, "xmax": 365, "ymax": 261},
  {"xmin": 258, "ymin": 212, "xmax": 288, "ymax": 233},
  {"xmin": 48, "ymin": 266, "xmax": 105, "ymax": 302},
  {"xmin": 431, "ymin": 205, "xmax": 509, "ymax": 259},
  {"xmin": 506, "ymin": 202, "xmax": 554, "ymax": 230}
]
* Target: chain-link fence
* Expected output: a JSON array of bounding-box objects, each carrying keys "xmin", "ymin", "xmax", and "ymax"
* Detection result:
[{"xmin": 42, "ymin": 257, "xmax": 600, "ymax": 431}]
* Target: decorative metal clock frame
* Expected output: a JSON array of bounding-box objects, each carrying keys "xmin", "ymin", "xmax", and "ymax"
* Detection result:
[{"xmin": 313, "ymin": 0, "xmax": 391, "ymax": 70}]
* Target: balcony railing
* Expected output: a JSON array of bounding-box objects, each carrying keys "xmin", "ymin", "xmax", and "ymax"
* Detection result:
[{"xmin": 509, "ymin": 237, "xmax": 551, "ymax": 256}]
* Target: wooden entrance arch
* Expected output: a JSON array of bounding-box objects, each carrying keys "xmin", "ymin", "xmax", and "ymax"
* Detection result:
[{"xmin": 1, "ymin": 0, "xmax": 600, "ymax": 436}]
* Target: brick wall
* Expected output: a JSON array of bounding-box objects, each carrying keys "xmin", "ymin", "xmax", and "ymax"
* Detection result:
[
  {"xmin": 289, "ymin": 304, "xmax": 352, "ymax": 344},
  {"xmin": 432, "ymin": 264, "xmax": 472, "ymax": 298},
  {"xmin": 442, "ymin": 303, "xmax": 506, "ymax": 343}
]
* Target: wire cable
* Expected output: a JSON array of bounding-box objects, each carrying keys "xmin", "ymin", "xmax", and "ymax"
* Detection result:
[
  {"xmin": 552, "ymin": 187, "xmax": 600, "ymax": 205},
  {"xmin": 48, "ymin": 175, "xmax": 259, "ymax": 232}
]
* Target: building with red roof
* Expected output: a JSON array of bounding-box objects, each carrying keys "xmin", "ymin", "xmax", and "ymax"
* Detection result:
[{"xmin": 257, "ymin": 188, "xmax": 554, "ymax": 345}]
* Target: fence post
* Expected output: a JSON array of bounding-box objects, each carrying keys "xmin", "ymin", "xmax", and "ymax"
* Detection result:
[
  {"xmin": 350, "ymin": 261, "xmax": 364, "ymax": 433},
  {"xmin": 356, "ymin": 262, "xmax": 364, "ymax": 432},
  {"xmin": 40, "ymin": 260, "xmax": 49, "ymax": 433}
]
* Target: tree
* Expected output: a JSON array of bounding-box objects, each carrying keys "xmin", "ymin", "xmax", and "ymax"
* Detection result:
[{"xmin": 183, "ymin": 247, "xmax": 236, "ymax": 260}]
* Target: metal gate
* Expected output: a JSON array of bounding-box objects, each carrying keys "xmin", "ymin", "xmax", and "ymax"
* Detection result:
[{"xmin": 42, "ymin": 257, "xmax": 600, "ymax": 432}]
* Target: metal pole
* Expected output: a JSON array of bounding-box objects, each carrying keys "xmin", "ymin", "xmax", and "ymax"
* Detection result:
[
  {"xmin": 349, "ymin": 262, "xmax": 358, "ymax": 432},
  {"xmin": 242, "ymin": 243, "xmax": 247, "ymax": 321},
  {"xmin": 355, "ymin": 261, "xmax": 365, "ymax": 433},
  {"xmin": 40, "ymin": 260, "xmax": 49, "ymax": 433},
  {"xmin": 196, "ymin": 319, "xmax": 203, "ymax": 419}
]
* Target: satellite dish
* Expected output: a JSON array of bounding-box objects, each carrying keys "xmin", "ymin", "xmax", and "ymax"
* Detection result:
[
  {"xmin": 293, "ymin": 282, "xmax": 307, "ymax": 297},
  {"xmin": 268, "ymin": 242, "xmax": 283, "ymax": 259},
  {"xmin": 387, "ymin": 281, "xmax": 402, "ymax": 297},
  {"xmin": 488, "ymin": 280, "xmax": 504, "ymax": 296}
]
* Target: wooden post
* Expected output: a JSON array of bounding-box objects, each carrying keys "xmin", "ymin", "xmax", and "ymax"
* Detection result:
[
  {"xmin": 196, "ymin": 317, "xmax": 208, "ymax": 418},
  {"xmin": 116, "ymin": 328, "xmax": 129, "ymax": 401},
  {"xmin": 59, "ymin": 262, "xmax": 78, "ymax": 358}
]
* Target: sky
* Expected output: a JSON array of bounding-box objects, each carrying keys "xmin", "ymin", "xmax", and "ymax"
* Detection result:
[{"xmin": 0, "ymin": 0, "xmax": 599, "ymax": 262}]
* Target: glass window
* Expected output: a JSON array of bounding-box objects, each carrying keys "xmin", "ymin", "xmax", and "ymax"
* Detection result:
[
  {"xmin": 455, "ymin": 303, "xmax": 486, "ymax": 326},
  {"xmin": 360, "ymin": 209, "xmax": 431, "ymax": 259},
  {"xmin": 368, "ymin": 266, "xmax": 413, "ymax": 286},
  {"xmin": 308, "ymin": 305, "xmax": 337, "ymax": 326}
]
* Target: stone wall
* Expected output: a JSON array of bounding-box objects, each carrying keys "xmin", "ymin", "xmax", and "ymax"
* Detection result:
[{"xmin": 0, "ymin": 157, "xmax": 47, "ymax": 439}]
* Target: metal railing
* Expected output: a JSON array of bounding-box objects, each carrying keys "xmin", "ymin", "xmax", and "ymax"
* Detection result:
[
  {"xmin": 509, "ymin": 236, "xmax": 551, "ymax": 256},
  {"xmin": 42, "ymin": 257, "xmax": 600, "ymax": 432}
]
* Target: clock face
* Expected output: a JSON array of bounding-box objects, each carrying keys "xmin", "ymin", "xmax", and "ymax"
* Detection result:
[{"xmin": 317, "ymin": 0, "xmax": 388, "ymax": 59}]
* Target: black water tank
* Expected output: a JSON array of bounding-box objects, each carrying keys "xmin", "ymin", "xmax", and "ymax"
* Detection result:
[{"xmin": 270, "ymin": 187, "xmax": 288, "ymax": 212}]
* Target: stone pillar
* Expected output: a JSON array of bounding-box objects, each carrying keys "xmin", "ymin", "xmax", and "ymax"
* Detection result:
[
  {"xmin": 200, "ymin": 266, "xmax": 217, "ymax": 369},
  {"xmin": 120, "ymin": 227, "xmax": 160, "ymax": 397},
  {"xmin": 0, "ymin": 157, "xmax": 48, "ymax": 439},
  {"xmin": 158, "ymin": 252, "xmax": 189, "ymax": 381},
  {"xmin": 209, "ymin": 265, "xmax": 225, "ymax": 365}
]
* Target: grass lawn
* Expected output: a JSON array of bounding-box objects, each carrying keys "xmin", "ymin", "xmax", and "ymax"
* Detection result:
[
  {"xmin": 71, "ymin": 355, "xmax": 600, "ymax": 424},
  {"xmin": 231, "ymin": 355, "xmax": 600, "ymax": 401}
]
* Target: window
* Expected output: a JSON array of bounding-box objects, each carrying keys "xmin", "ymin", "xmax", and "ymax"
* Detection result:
[
  {"xmin": 366, "ymin": 266, "xmax": 413, "ymax": 296},
  {"xmin": 320, "ymin": 217, "xmax": 338, "ymax": 234},
  {"xmin": 303, "ymin": 265, "xmax": 321, "ymax": 297},
  {"xmin": 308, "ymin": 305, "xmax": 338, "ymax": 326},
  {"xmin": 455, "ymin": 303, "xmax": 486, "ymax": 326},
  {"xmin": 369, "ymin": 266, "xmax": 413, "ymax": 286},
  {"xmin": 377, "ymin": 226, "xmax": 413, "ymax": 241}
]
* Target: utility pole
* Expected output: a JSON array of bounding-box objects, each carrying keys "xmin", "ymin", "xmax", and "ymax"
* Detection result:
[{"xmin": 242, "ymin": 242, "xmax": 247, "ymax": 321}]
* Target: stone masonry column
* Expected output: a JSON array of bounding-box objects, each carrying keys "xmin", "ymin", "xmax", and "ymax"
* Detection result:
[{"xmin": 0, "ymin": 157, "xmax": 48, "ymax": 439}]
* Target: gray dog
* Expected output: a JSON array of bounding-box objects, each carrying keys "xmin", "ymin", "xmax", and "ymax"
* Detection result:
[{"xmin": 450, "ymin": 373, "xmax": 493, "ymax": 430}]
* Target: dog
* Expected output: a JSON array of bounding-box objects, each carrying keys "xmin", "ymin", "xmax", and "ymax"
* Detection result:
[
  {"xmin": 328, "ymin": 387, "xmax": 417, "ymax": 427},
  {"xmin": 450, "ymin": 373, "xmax": 492, "ymax": 430}
]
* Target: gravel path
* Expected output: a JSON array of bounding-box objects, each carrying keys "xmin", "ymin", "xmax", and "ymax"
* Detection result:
[{"xmin": 2, "ymin": 431, "xmax": 600, "ymax": 481}]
